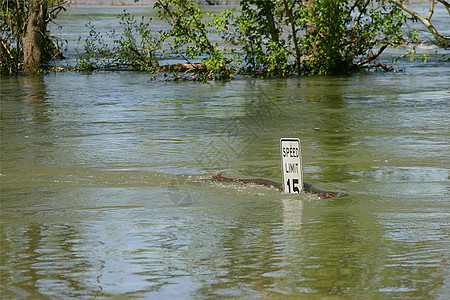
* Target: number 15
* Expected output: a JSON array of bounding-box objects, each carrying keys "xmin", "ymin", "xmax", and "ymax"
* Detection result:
[{"xmin": 286, "ymin": 178, "xmax": 300, "ymax": 193}]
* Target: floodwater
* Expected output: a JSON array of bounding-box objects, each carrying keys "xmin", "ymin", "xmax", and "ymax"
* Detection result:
[{"xmin": 1, "ymin": 4, "xmax": 450, "ymax": 299}]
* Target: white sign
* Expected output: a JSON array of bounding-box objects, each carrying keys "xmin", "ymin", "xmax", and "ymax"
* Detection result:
[{"xmin": 280, "ymin": 138, "xmax": 303, "ymax": 193}]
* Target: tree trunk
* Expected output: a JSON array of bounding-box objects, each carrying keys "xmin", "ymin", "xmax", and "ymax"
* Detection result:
[
  {"xmin": 22, "ymin": 0, "xmax": 48, "ymax": 73},
  {"xmin": 283, "ymin": 0, "xmax": 301, "ymax": 74},
  {"xmin": 263, "ymin": 0, "xmax": 279, "ymax": 44}
]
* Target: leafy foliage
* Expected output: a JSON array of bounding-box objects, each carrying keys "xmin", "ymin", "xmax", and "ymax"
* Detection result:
[
  {"xmin": 155, "ymin": 0, "xmax": 231, "ymax": 80},
  {"xmin": 74, "ymin": 12, "xmax": 160, "ymax": 72},
  {"xmin": 211, "ymin": 0, "xmax": 412, "ymax": 76},
  {"xmin": 73, "ymin": 0, "xmax": 423, "ymax": 79},
  {"xmin": 297, "ymin": 0, "xmax": 411, "ymax": 74},
  {"xmin": 223, "ymin": 0, "xmax": 289, "ymax": 77}
]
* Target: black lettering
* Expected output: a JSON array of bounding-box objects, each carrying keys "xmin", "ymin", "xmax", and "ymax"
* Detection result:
[
  {"xmin": 282, "ymin": 145, "xmax": 300, "ymax": 157},
  {"xmin": 293, "ymin": 178, "xmax": 300, "ymax": 193},
  {"xmin": 285, "ymin": 163, "xmax": 299, "ymax": 173}
]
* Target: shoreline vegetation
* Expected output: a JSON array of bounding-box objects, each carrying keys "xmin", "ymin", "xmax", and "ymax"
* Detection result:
[
  {"xmin": 67, "ymin": 0, "xmax": 431, "ymax": 5},
  {"xmin": 2, "ymin": 0, "xmax": 449, "ymax": 78}
]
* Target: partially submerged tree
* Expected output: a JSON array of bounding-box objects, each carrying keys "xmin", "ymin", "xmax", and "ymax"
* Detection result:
[
  {"xmin": 1, "ymin": 0, "xmax": 65, "ymax": 75},
  {"xmin": 223, "ymin": 0, "xmax": 411, "ymax": 75},
  {"xmin": 73, "ymin": 0, "xmax": 440, "ymax": 79},
  {"xmin": 390, "ymin": 0, "xmax": 450, "ymax": 48}
]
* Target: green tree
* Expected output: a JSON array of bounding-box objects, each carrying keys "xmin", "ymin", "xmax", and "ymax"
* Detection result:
[
  {"xmin": 220, "ymin": 0, "xmax": 411, "ymax": 75},
  {"xmin": 1, "ymin": 0, "xmax": 65, "ymax": 74},
  {"xmin": 297, "ymin": 0, "xmax": 410, "ymax": 74}
]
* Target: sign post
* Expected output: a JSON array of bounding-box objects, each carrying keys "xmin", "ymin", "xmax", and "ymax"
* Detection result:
[{"xmin": 280, "ymin": 138, "xmax": 303, "ymax": 194}]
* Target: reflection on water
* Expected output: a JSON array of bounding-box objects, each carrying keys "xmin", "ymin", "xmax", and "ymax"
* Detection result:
[
  {"xmin": 2, "ymin": 69, "xmax": 448, "ymax": 298},
  {"xmin": 1, "ymin": 6, "xmax": 450, "ymax": 300}
]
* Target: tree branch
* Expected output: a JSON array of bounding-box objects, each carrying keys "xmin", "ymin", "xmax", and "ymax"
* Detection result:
[
  {"xmin": 390, "ymin": 0, "xmax": 450, "ymax": 47},
  {"xmin": 356, "ymin": 43, "xmax": 390, "ymax": 67},
  {"xmin": 427, "ymin": 0, "xmax": 434, "ymax": 21},
  {"xmin": 437, "ymin": 0, "xmax": 450, "ymax": 14},
  {"xmin": 1, "ymin": 36, "xmax": 14, "ymax": 60},
  {"xmin": 391, "ymin": 49, "xmax": 415, "ymax": 68}
]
